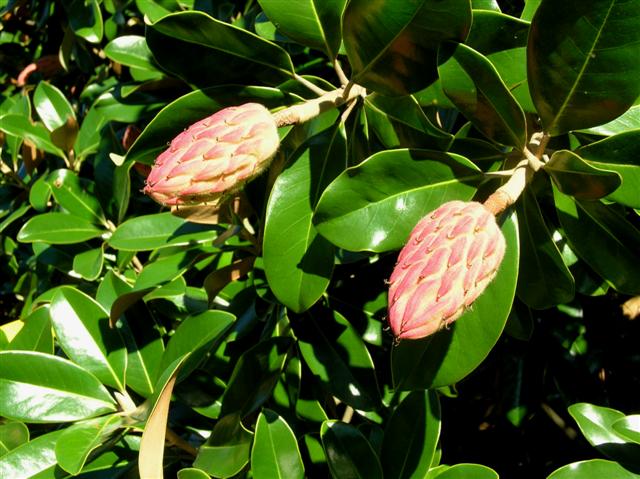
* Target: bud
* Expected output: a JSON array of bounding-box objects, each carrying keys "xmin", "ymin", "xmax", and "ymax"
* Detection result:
[
  {"xmin": 144, "ymin": 103, "xmax": 279, "ymax": 206},
  {"xmin": 388, "ymin": 201, "xmax": 506, "ymax": 340}
]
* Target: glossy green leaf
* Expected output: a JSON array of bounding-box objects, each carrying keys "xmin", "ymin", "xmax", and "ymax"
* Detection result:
[
  {"xmin": 0, "ymin": 351, "xmax": 116, "ymax": 422},
  {"xmin": 342, "ymin": 0, "xmax": 471, "ymax": 95},
  {"xmin": 487, "ymin": 47, "xmax": 535, "ymax": 113},
  {"xmin": 528, "ymin": 0, "xmax": 640, "ymax": 135},
  {"xmin": 72, "ymin": 247, "xmax": 104, "ymax": 281},
  {"xmin": 264, "ymin": 126, "xmax": 345, "ymax": 313},
  {"xmin": 55, "ymin": 415, "xmax": 123, "ymax": 475},
  {"xmin": 296, "ymin": 309, "xmax": 379, "ymax": 411},
  {"xmin": 581, "ymin": 104, "xmax": 640, "ymax": 135},
  {"xmin": 126, "ymin": 85, "xmax": 295, "ymax": 165},
  {"xmin": 47, "ymin": 169, "xmax": 106, "ymax": 225},
  {"xmin": 104, "ymin": 35, "xmax": 158, "ymax": 71},
  {"xmin": 135, "ymin": 249, "xmax": 204, "ymax": 290},
  {"xmin": 9, "ymin": 307, "xmax": 53, "ymax": 354},
  {"xmin": 33, "ymin": 82, "xmax": 76, "ymax": 132},
  {"xmin": 577, "ymin": 130, "xmax": 640, "ymax": 208},
  {"xmin": 466, "ymin": 10, "xmax": 528, "ymax": 54},
  {"xmin": 257, "ymin": 0, "xmax": 346, "ymax": 58},
  {"xmin": 516, "ymin": 187, "xmax": 575, "ymax": 309},
  {"xmin": 0, "ymin": 430, "xmax": 64, "ymax": 479},
  {"xmin": 381, "ymin": 390, "xmax": 441, "ymax": 479},
  {"xmin": 364, "ymin": 94, "xmax": 454, "ymax": 150},
  {"xmin": 0, "ymin": 114, "xmax": 66, "ymax": 159},
  {"xmin": 146, "ymin": 11, "xmax": 294, "ymax": 88},
  {"xmin": 96, "ymin": 270, "xmax": 133, "ymax": 313},
  {"xmin": 61, "ymin": 0, "xmax": 103, "ymax": 43},
  {"xmin": 0, "ymin": 204, "xmax": 31, "ymax": 235},
  {"xmin": 545, "ymin": 150, "xmax": 621, "ymax": 200},
  {"xmin": 29, "ymin": 176, "xmax": 52, "ymax": 212},
  {"xmin": 612, "ymin": 416, "xmax": 640, "ymax": 445},
  {"xmin": 221, "ymin": 337, "xmax": 292, "ymax": 417},
  {"xmin": 521, "ymin": 0, "xmax": 541, "ymax": 21},
  {"xmin": 0, "ymin": 422, "xmax": 29, "ymax": 456},
  {"xmin": 569, "ymin": 403, "xmax": 640, "ymax": 465},
  {"xmin": 194, "ymin": 413, "xmax": 254, "ymax": 478},
  {"xmin": 314, "ymin": 149, "xmax": 483, "ymax": 252},
  {"xmin": 108, "ymin": 213, "xmax": 219, "ymax": 251},
  {"xmin": 159, "ymin": 310, "xmax": 235, "ymax": 381},
  {"xmin": 553, "ymin": 187, "xmax": 640, "ymax": 295},
  {"xmin": 251, "ymin": 409, "xmax": 305, "ymax": 479},
  {"xmin": 430, "ymin": 464, "xmax": 499, "ymax": 479},
  {"xmin": 547, "ymin": 459, "xmax": 640, "ymax": 479},
  {"xmin": 178, "ymin": 468, "xmax": 211, "ymax": 479},
  {"xmin": 439, "ymin": 42, "xmax": 527, "ymax": 149},
  {"xmin": 50, "ymin": 287, "xmax": 126, "ymax": 391},
  {"xmin": 321, "ymin": 420, "xmax": 383, "ymax": 479},
  {"xmin": 17, "ymin": 213, "xmax": 106, "ymax": 244},
  {"xmin": 392, "ymin": 212, "xmax": 519, "ymax": 389}
]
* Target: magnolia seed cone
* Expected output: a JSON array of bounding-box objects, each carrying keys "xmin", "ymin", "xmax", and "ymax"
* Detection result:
[
  {"xmin": 388, "ymin": 201, "xmax": 506, "ymax": 340},
  {"xmin": 144, "ymin": 103, "xmax": 280, "ymax": 206}
]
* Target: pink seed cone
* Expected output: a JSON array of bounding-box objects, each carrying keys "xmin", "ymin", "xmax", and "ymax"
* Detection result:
[
  {"xmin": 388, "ymin": 201, "xmax": 506, "ymax": 340},
  {"xmin": 144, "ymin": 103, "xmax": 279, "ymax": 206}
]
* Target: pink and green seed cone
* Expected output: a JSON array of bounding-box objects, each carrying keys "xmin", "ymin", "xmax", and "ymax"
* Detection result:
[
  {"xmin": 388, "ymin": 201, "xmax": 506, "ymax": 340},
  {"xmin": 144, "ymin": 103, "xmax": 280, "ymax": 206}
]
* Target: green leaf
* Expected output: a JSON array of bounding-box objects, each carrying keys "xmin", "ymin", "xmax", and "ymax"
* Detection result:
[
  {"xmin": 0, "ymin": 430, "xmax": 64, "ymax": 479},
  {"xmin": 55, "ymin": 415, "xmax": 123, "ymax": 475},
  {"xmin": 364, "ymin": 94, "xmax": 454, "ymax": 150},
  {"xmin": 516, "ymin": 187, "xmax": 575, "ymax": 309},
  {"xmin": 314, "ymin": 149, "xmax": 483, "ymax": 252},
  {"xmin": 108, "ymin": 213, "xmax": 219, "ymax": 251},
  {"xmin": 61, "ymin": 0, "xmax": 103, "ymax": 43},
  {"xmin": 577, "ymin": 130, "xmax": 640, "ymax": 208},
  {"xmin": 321, "ymin": 420, "xmax": 383, "ymax": 479},
  {"xmin": 580, "ymin": 104, "xmax": 640, "ymax": 135},
  {"xmin": 264, "ymin": 126, "xmax": 345, "ymax": 313},
  {"xmin": 392, "ymin": 212, "xmax": 519, "ymax": 389},
  {"xmin": 146, "ymin": 11, "xmax": 294, "ymax": 89},
  {"xmin": 33, "ymin": 82, "xmax": 76, "ymax": 132},
  {"xmin": 429, "ymin": 464, "xmax": 499, "ymax": 479},
  {"xmin": 257, "ymin": 0, "xmax": 346, "ymax": 59},
  {"xmin": 104, "ymin": 35, "xmax": 159, "ymax": 71},
  {"xmin": 50, "ymin": 287, "xmax": 127, "ymax": 391},
  {"xmin": 612, "ymin": 416, "xmax": 640, "ymax": 445},
  {"xmin": 0, "ymin": 422, "xmax": 29, "ymax": 456},
  {"xmin": 221, "ymin": 337, "xmax": 292, "ymax": 417},
  {"xmin": 0, "ymin": 114, "xmax": 66, "ymax": 159},
  {"xmin": 521, "ymin": 0, "xmax": 541, "ymax": 21},
  {"xmin": 527, "ymin": 0, "xmax": 640, "ymax": 135},
  {"xmin": 251, "ymin": 409, "xmax": 305, "ymax": 479},
  {"xmin": 439, "ymin": 42, "xmax": 527, "ymax": 149},
  {"xmin": 8, "ymin": 306, "xmax": 53, "ymax": 354},
  {"xmin": 296, "ymin": 309, "xmax": 380, "ymax": 411},
  {"xmin": 159, "ymin": 310, "xmax": 235, "ymax": 381},
  {"xmin": 178, "ymin": 468, "xmax": 211, "ymax": 479},
  {"xmin": 569, "ymin": 403, "xmax": 640, "ymax": 465},
  {"xmin": 547, "ymin": 459, "xmax": 640, "ymax": 479},
  {"xmin": 545, "ymin": 150, "xmax": 622, "ymax": 200},
  {"xmin": 381, "ymin": 390, "xmax": 441, "ymax": 479},
  {"xmin": 29, "ymin": 175, "xmax": 52, "ymax": 212},
  {"xmin": 553, "ymin": 188, "xmax": 640, "ymax": 295},
  {"xmin": 73, "ymin": 247, "xmax": 104, "ymax": 281},
  {"xmin": 126, "ymin": 85, "xmax": 295, "ymax": 165},
  {"xmin": 194, "ymin": 413, "xmax": 254, "ymax": 478},
  {"xmin": 342, "ymin": 0, "xmax": 471, "ymax": 95},
  {"xmin": 0, "ymin": 351, "xmax": 116, "ymax": 422},
  {"xmin": 46, "ymin": 169, "xmax": 107, "ymax": 225},
  {"xmin": 17, "ymin": 213, "xmax": 106, "ymax": 244}
]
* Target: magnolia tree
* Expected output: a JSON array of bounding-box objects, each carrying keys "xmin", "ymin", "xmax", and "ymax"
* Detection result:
[{"xmin": 1, "ymin": 0, "xmax": 640, "ymax": 478}]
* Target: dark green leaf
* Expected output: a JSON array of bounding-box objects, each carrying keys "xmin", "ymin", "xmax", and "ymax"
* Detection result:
[
  {"xmin": 251, "ymin": 409, "xmax": 305, "ymax": 479},
  {"xmin": 342, "ymin": 0, "xmax": 471, "ymax": 95},
  {"xmin": 381, "ymin": 390, "xmax": 441, "ymax": 479},
  {"xmin": 516, "ymin": 187, "xmax": 575, "ymax": 309},
  {"xmin": 146, "ymin": 11, "xmax": 294, "ymax": 88},
  {"xmin": 581, "ymin": 104, "xmax": 640, "ymax": 135},
  {"xmin": 46, "ymin": 169, "xmax": 107, "ymax": 225},
  {"xmin": 429, "ymin": 464, "xmax": 499, "ymax": 479},
  {"xmin": 264, "ymin": 126, "xmax": 345, "ymax": 313},
  {"xmin": 392, "ymin": 212, "xmax": 519, "ymax": 389},
  {"xmin": 61, "ymin": 0, "xmax": 103, "ymax": 43},
  {"xmin": 17, "ymin": 213, "xmax": 106, "ymax": 244},
  {"xmin": 545, "ymin": 150, "xmax": 621, "ymax": 200},
  {"xmin": 321, "ymin": 420, "xmax": 383, "ymax": 479},
  {"xmin": 0, "ymin": 351, "xmax": 116, "ymax": 422},
  {"xmin": 528, "ymin": 0, "xmax": 640, "ymax": 135},
  {"xmin": 314, "ymin": 149, "xmax": 482, "ymax": 252}
]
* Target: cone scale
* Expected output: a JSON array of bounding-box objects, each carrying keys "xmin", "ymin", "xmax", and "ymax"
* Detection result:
[
  {"xmin": 388, "ymin": 201, "xmax": 506, "ymax": 340},
  {"xmin": 144, "ymin": 103, "xmax": 279, "ymax": 206}
]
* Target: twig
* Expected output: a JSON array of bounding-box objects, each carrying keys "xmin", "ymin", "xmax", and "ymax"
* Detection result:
[
  {"xmin": 293, "ymin": 73, "xmax": 328, "ymax": 96},
  {"xmin": 165, "ymin": 428, "xmax": 198, "ymax": 457},
  {"xmin": 333, "ymin": 59, "xmax": 349, "ymax": 86}
]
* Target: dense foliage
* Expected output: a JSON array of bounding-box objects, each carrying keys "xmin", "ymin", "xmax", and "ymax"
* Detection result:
[{"xmin": 1, "ymin": 0, "xmax": 640, "ymax": 478}]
